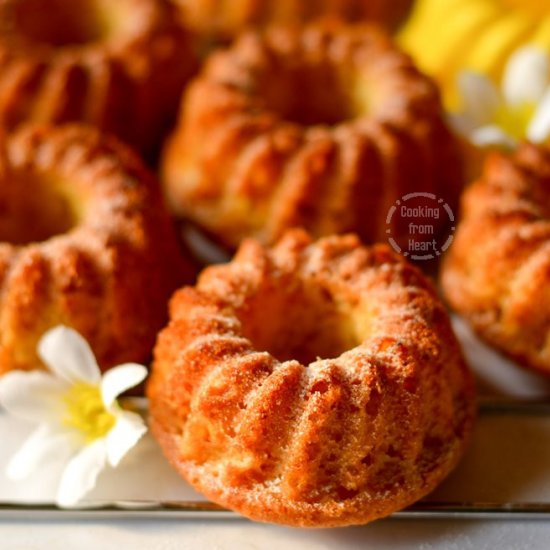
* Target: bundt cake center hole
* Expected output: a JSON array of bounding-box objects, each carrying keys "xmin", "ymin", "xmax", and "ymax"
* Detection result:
[
  {"xmin": 260, "ymin": 64, "xmax": 362, "ymax": 126},
  {"xmin": 0, "ymin": 172, "xmax": 78, "ymax": 245},
  {"xmin": 13, "ymin": 0, "xmax": 126, "ymax": 47},
  {"xmin": 239, "ymin": 281, "xmax": 361, "ymax": 364}
]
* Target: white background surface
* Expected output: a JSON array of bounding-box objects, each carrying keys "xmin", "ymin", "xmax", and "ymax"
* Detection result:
[
  {"xmin": 3, "ymin": 318, "xmax": 550, "ymax": 549},
  {"xmin": 2, "ymin": 517, "xmax": 550, "ymax": 549}
]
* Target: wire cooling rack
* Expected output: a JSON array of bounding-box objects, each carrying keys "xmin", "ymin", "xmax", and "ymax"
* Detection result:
[{"xmin": 2, "ymin": 399, "xmax": 550, "ymax": 521}]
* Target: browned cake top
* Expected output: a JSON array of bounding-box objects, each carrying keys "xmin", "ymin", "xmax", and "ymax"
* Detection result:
[
  {"xmin": 162, "ymin": 21, "xmax": 460, "ymax": 248},
  {"xmin": 442, "ymin": 144, "xmax": 550, "ymax": 374},
  {"xmin": 0, "ymin": 123, "xmax": 188, "ymax": 374},
  {"xmin": 148, "ymin": 230, "xmax": 475, "ymax": 527}
]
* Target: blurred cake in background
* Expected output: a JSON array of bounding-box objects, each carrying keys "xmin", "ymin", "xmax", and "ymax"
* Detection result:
[
  {"xmin": 0, "ymin": 0, "xmax": 196, "ymax": 156},
  {"xmin": 172, "ymin": 0, "xmax": 412, "ymax": 46},
  {"xmin": 441, "ymin": 143, "xmax": 550, "ymax": 375},
  {"xmin": 0, "ymin": 124, "xmax": 190, "ymax": 376},
  {"xmin": 162, "ymin": 21, "xmax": 462, "ymax": 250}
]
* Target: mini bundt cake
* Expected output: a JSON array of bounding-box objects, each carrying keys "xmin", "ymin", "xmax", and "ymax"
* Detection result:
[
  {"xmin": 0, "ymin": 124, "xmax": 190, "ymax": 376},
  {"xmin": 400, "ymin": 0, "xmax": 550, "ymax": 106},
  {"xmin": 442, "ymin": 144, "xmax": 550, "ymax": 375},
  {"xmin": 0, "ymin": 0, "xmax": 195, "ymax": 155},
  {"xmin": 148, "ymin": 230, "xmax": 476, "ymax": 527},
  {"xmin": 172, "ymin": 0, "xmax": 412, "ymax": 43},
  {"xmin": 162, "ymin": 22, "xmax": 462, "ymax": 250}
]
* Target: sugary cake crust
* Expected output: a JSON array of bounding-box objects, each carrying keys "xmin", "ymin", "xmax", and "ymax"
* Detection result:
[
  {"xmin": 442, "ymin": 144, "xmax": 550, "ymax": 374},
  {"xmin": 148, "ymin": 230, "xmax": 476, "ymax": 527},
  {"xmin": 0, "ymin": 124, "xmax": 190, "ymax": 375},
  {"xmin": 162, "ymin": 22, "xmax": 461, "ymax": 249}
]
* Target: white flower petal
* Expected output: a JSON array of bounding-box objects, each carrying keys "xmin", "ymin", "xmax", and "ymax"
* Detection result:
[
  {"xmin": 101, "ymin": 364, "xmax": 148, "ymax": 410},
  {"xmin": 56, "ymin": 438, "xmax": 107, "ymax": 507},
  {"xmin": 106, "ymin": 410, "xmax": 147, "ymax": 467},
  {"xmin": 38, "ymin": 326, "xmax": 101, "ymax": 385},
  {"xmin": 457, "ymin": 71, "xmax": 502, "ymax": 126},
  {"xmin": 528, "ymin": 87, "xmax": 550, "ymax": 143},
  {"xmin": 6, "ymin": 424, "xmax": 75, "ymax": 481},
  {"xmin": 0, "ymin": 371, "xmax": 66, "ymax": 424},
  {"xmin": 448, "ymin": 113, "xmax": 476, "ymax": 137},
  {"xmin": 470, "ymin": 125, "xmax": 518, "ymax": 149},
  {"xmin": 503, "ymin": 46, "xmax": 550, "ymax": 105}
]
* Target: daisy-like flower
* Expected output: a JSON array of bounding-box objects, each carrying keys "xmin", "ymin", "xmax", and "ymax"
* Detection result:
[
  {"xmin": 452, "ymin": 45, "xmax": 550, "ymax": 149},
  {"xmin": 0, "ymin": 326, "xmax": 147, "ymax": 507}
]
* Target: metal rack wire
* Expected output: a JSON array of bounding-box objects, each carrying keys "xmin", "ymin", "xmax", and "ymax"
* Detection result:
[{"xmin": 2, "ymin": 399, "xmax": 550, "ymax": 520}]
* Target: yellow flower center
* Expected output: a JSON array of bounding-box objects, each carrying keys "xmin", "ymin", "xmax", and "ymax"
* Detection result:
[
  {"xmin": 493, "ymin": 100, "xmax": 536, "ymax": 141},
  {"xmin": 62, "ymin": 383, "xmax": 116, "ymax": 443}
]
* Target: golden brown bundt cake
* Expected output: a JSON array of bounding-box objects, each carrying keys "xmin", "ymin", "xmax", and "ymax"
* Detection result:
[
  {"xmin": 0, "ymin": 124, "xmax": 190, "ymax": 376},
  {"xmin": 147, "ymin": 230, "xmax": 476, "ymax": 527},
  {"xmin": 442, "ymin": 144, "xmax": 550, "ymax": 375},
  {"xmin": 172, "ymin": 0, "xmax": 412, "ymax": 42},
  {"xmin": 0, "ymin": 0, "xmax": 195, "ymax": 155},
  {"xmin": 162, "ymin": 22, "xmax": 462, "ymax": 250}
]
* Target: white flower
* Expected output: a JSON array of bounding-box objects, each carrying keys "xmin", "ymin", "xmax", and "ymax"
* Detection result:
[
  {"xmin": 0, "ymin": 326, "xmax": 147, "ymax": 507},
  {"xmin": 452, "ymin": 45, "xmax": 550, "ymax": 149}
]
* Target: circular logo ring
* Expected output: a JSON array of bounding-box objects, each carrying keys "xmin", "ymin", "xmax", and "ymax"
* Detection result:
[{"xmin": 386, "ymin": 192, "xmax": 455, "ymax": 261}]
